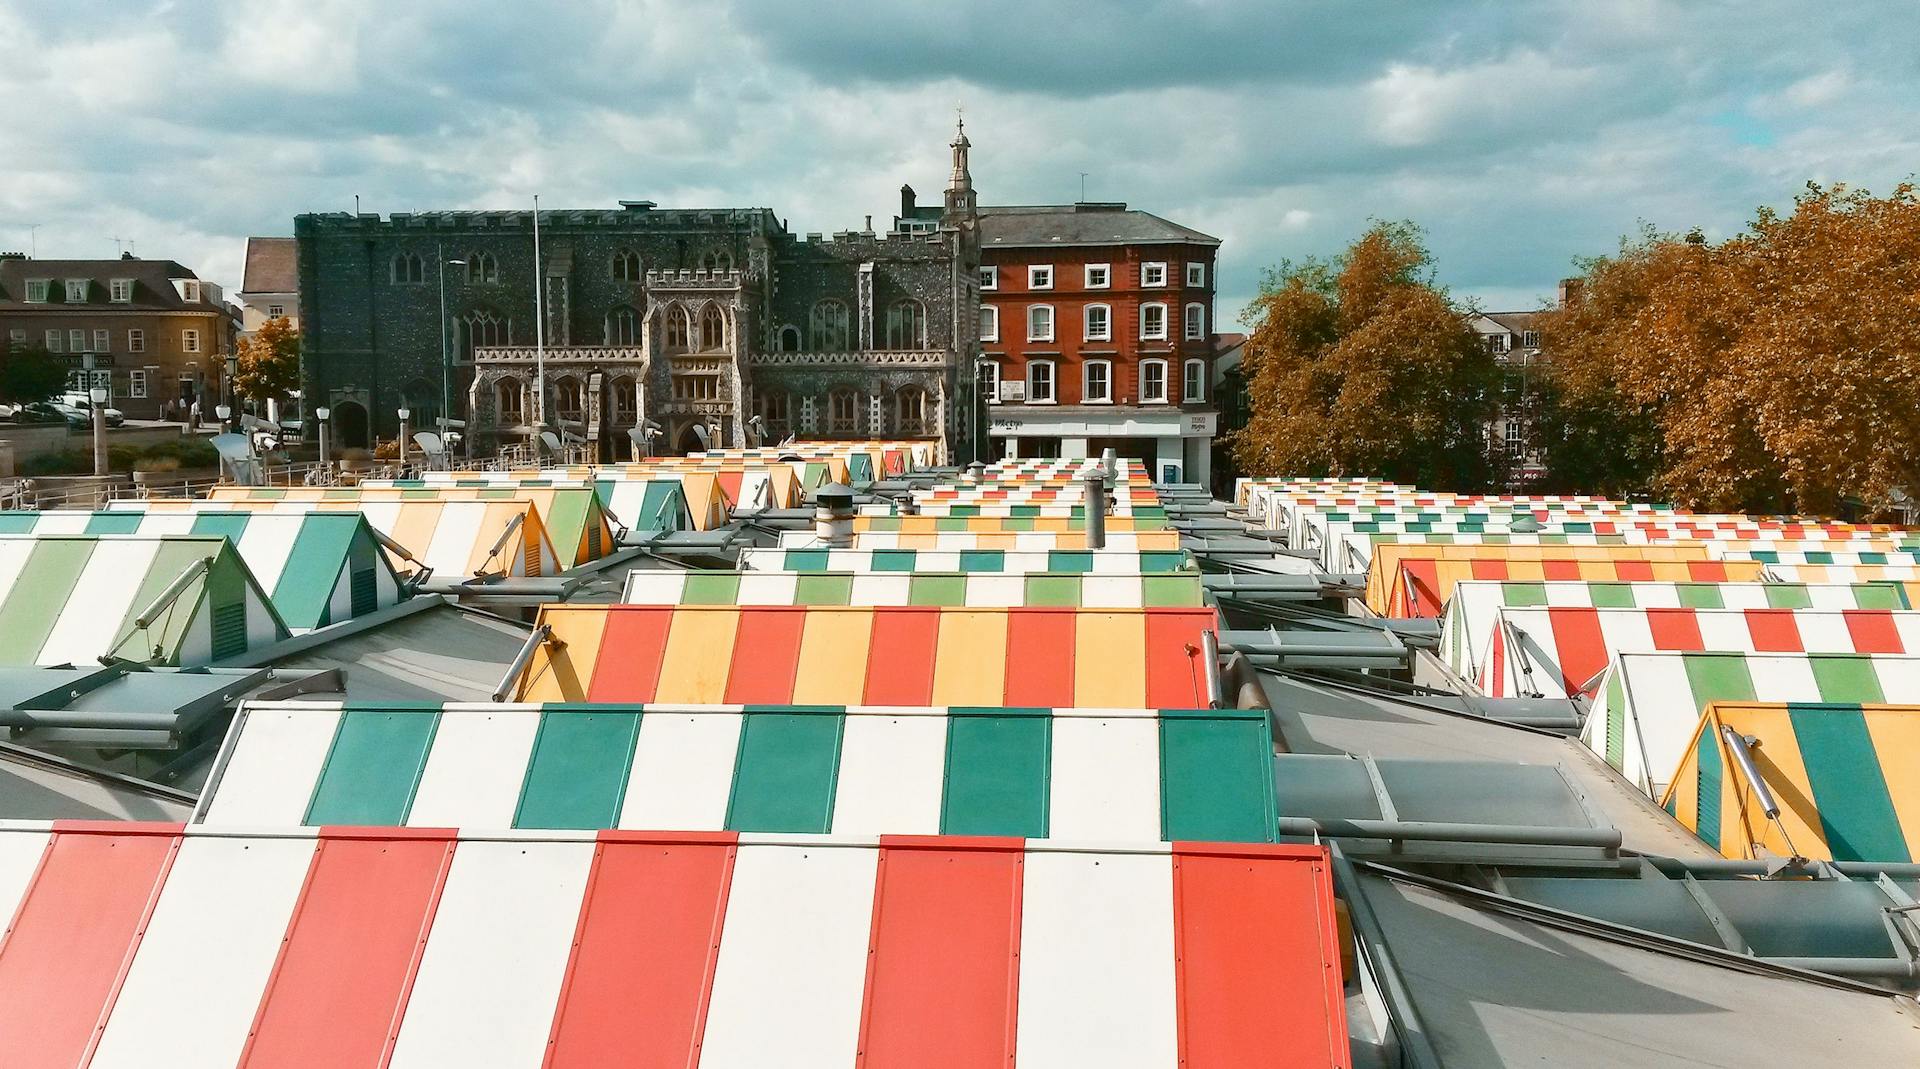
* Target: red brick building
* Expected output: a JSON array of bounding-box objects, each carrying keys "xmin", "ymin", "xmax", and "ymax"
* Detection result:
[{"xmin": 975, "ymin": 203, "xmax": 1220, "ymax": 482}]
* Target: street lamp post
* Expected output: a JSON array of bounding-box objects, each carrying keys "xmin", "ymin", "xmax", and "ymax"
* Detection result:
[
  {"xmin": 215, "ymin": 403, "xmax": 232, "ymax": 434},
  {"xmin": 316, "ymin": 406, "xmax": 331, "ymax": 468},
  {"xmin": 90, "ymin": 386, "xmax": 108, "ymax": 476},
  {"xmin": 438, "ymin": 250, "xmax": 466, "ymax": 456},
  {"xmin": 397, "ymin": 407, "xmax": 411, "ymax": 471}
]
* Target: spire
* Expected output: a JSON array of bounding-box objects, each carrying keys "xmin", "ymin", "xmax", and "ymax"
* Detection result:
[{"xmin": 944, "ymin": 110, "xmax": 976, "ymax": 221}]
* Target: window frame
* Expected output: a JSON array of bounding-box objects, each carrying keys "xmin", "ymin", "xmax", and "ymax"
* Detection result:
[
  {"xmin": 180, "ymin": 280, "xmax": 201, "ymax": 302},
  {"xmin": 127, "ymin": 329, "xmax": 145, "ymax": 354},
  {"xmin": 1522, "ymin": 330, "xmax": 1540, "ymax": 349},
  {"xmin": 182, "ymin": 329, "xmax": 201, "ymax": 354},
  {"xmin": 977, "ymin": 265, "xmax": 997, "ymax": 290},
  {"xmin": 979, "ymin": 360, "xmax": 1000, "ymax": 403},
  {"xmin": 1184, "ymin": 358, "xmax": 1207, "ymax": 403},
  {"xmin": 1142, "ymin": 261, "xmax": 1167, "ymax": 287},
  {"xmin": 267, "ymin": 304, "xmax": 285, "ymax": 318},
  {"xmin": 45, "ymin": 330, "xmax": 62, "ymax": 353},
  {"xmin": 1140, "ymin": 358, "xmax": 1170, "ymax": 404},
  {"xmin": 129, "ymin": 369, "xmax": 148, "ymax": 399},
  {"xmin": 1185, "ymin": 262, "xmax": 1206, "ymax": 287},
  {"xmin": 1082, "ymin": 358, "xmax": 1113, "ymax": 404},
  {"xmin": 1140, "ymin": 302, "xmax": 1168, "ymax": 341},
  {"xmin": 65, "ymin": 279, "xmax": 89, "ymax": 302},
  {"xmin": 1026, "ymin": 304, "xmax": 1055, "ymax": 343},
  {"xmin": 1027, "ymin": 265, "xmax": 1054, "ymax": 291},
  {"xmin": 979, "ymin": 305, "xmax": 1000, "ymax": 343},
  {"xmin": 24, "ymin": 280, "xmax": 49, "ymax": 303},
  {"xmin": 110, "ymin": 278, "xmax": 134, "ymax": 303},
  {"xmin": 1085, "ymin": 263, "xmax": 1111, "ymax": 289},
  {"xmin": 1083, "ymin": 303, "xmax": 1111, "ymax": 342},
  {"xmin": 1505, "ymin": 420, "xmax": 1524, "ymax": 444},
  {"xmin": 1026, "ymin": 359, "xmax": 1056, "ymax": 404},
  {"xmin": 1183, "ymin": 302, "xmax": 1206, "ymax": 340},
  {"xmin": 92, "ymin": 328, "xmax": 109, "ymax": 353},
  {"xmin": 68, "ymin": 328, "xmax": 85, "ymax": 353}
]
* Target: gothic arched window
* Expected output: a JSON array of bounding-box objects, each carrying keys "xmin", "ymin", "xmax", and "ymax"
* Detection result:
[
  {"xmin": 885, "ymin": 299, "xmax": 925, "ymax": 349},
  {"xmin": 611, "ymin": 249, "xmax": 641, "ymax": 281},
  {"xmin": 467, "ymin": 252, "xmax": 499, "ymax": 284},
  {"xmin": 606, "ymin": 306, "xmax": 639, "ymax": 346},
  {"xmin": 665, "ymin": 304, "xmax": 691, "ymax": 351},
  {"xmin": 810, "ymin": 300, "xmax": 850, "ymax": 351},
  {"xmin": 700, "ymin": 305, "xmax": 726, "ymax": 350},
  {"xmin": 391, "ymin": 253, "xmax": 424, "ymax": 284}
]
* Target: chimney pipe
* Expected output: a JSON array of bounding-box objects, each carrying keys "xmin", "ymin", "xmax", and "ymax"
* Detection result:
[
  {"xmin": 1081, "ymin": 469, "xmax": 1107, "ymax": 550},
  {"xmin": 815, "ymin": 483, "xmax": 857, "ymax": 547}
]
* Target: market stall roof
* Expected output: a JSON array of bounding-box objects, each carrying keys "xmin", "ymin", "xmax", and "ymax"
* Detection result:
[
  {"xmin": 1395, "ymin": 558, "xmax": 1767, "ymax": 620},
  {"xmin": 0, "ymin": 823, "xmax": 1345, "ymax": 1068},
  {"xmin": 14, "ymin": 510, "xmax": 408, "ymax": 632},
  {"xmin": 417, "ymin": 468, "xmax": 732, "ymax": 529},
  {"xmin": 234, "ymin": 597, "xmax": 532, "ymax": 703},
  {"xmin": 1345, "ymin": 864, "xmax": 1920, "ymax": 1066},
  {"xmin": 1765, "ymin": 563, "xmax": 1920, "ymax": 603},
  {"xmin": 1663, "ymin": 701, "xmax": 1920, "ymax": 863},
  {"xmin": 738, "ymin": 546, "xmax": 1195, "ymax": 573},
  {"xmin": 1441, "ymin": 579, "xmax": 1909, "ymax": 679},
  {"xmin": 776, "ymin": 529, "xmax": 1185, "ymax": 551},
  {"xmin": 123, "ymin": 498, "xmax": 559, "ymax": 580},
  {"xmin": 1365, "ymin": 543, "xmax": 1719, "ymax": 617},
  {"xmin": 212, "ymin": 485, "xmax": 615, "ymax": 570},
  {"xmin": 1584, "ymin": 651, "xmax": 1920, "ymax": 797},
  {"xmin": 517, "ymin": 605, "xmax": 1218, "ymax": 707},
  {"xmin": 622, "ymin": 569, "xmax": 1207, "ymax": 607},
  {"xmin": 0, "ymin": 739, "xmax": 193, "ymax": 821},
  {"xmin": 1473, "ymin": 606, "xmax": 1920, "ymax": 700},
  {"xmin": 1260, "ymin": 672, "xmax": 1715, "ymax": 860},
  {"xmin": 0, "ymin": 534, "xmax": 288, "ymax": 668},
  {"xmin": 197, "ymin": 702, "xmax": 1275, "ymax": 842},
  {"xmin": 850, "ymin": 512, "xmax": 1170, "ymax": 533}
]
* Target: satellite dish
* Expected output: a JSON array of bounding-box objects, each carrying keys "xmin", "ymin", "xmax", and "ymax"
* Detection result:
[{"xmin": 211, "ymin": 433, "xmax": 262, "ymax": 485}]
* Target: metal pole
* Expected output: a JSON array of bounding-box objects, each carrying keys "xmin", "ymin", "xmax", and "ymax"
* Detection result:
[
  {"xmin": 398, "ymin": 412, "xmax": 410, "ymax": 470},
  {"xmin": 317, "ymin": 411, "xmax": 330, "ymax": 468},
  {"xmin": 91, "ymin": 394, "xmax": 107, "ymax": 476},
  {"xmin": 1200, "ymin": 629, "xmax": 1224, "ymax": 708},
  {"xmin": 438, "ymin": 243, "xmax": 450, "ymax": 450},
  {"xmin": 532, "ymin": 194, "xmax": 546, "ymax": 433}
]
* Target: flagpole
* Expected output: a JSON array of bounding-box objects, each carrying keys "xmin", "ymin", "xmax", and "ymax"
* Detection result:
[{"xmin": 532, "ymin": 193, "xmax": 546, "ymax": 435}]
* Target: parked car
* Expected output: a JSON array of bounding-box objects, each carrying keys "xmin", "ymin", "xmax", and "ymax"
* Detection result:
[
  {"xmin": 56, "ymin": 394, "xmax": 125, "ymax": 427},
  {"xmin": 0, "ymin": 401, "xmax": 75, "ymax": 425}
]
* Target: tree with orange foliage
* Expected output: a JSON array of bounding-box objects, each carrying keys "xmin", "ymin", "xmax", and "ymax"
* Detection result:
[
  {"xmin": 1540, "ymin": 183, "xmax": 1920, "ymax": 514},
  {"xmin": 1231, "ymin": 221, "xmax": 1500, "ymax": 489},
  {"xmin": 232, "ymin": 316, "xmax": 301, "ymax": 407}
]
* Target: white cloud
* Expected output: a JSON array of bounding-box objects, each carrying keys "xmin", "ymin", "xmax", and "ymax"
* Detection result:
[{"xmin": 0, "ymin": 0, "xmax": 1914, "ymax": 332}]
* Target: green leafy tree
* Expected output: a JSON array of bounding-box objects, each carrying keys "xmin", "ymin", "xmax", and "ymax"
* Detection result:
[
  {"xmin": 232, "ymin": 317, "xmax": 301, "ymax": 404},
  {"xmin": 1229, "ymin": 221, "xmax": 1500, "ymax": 489},
  {"xmin": 0, "ymin": 342, "xmax": 71, "ymax": 405}
]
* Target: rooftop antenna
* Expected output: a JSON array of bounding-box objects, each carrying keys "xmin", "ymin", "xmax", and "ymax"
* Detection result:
[
  {"xmin": 23, "ymin": 224, "xmax": 40, "ymax": 258},
  {"xmin": 111, "ymin": 236, "xmax": 134, "ymax": 257}
]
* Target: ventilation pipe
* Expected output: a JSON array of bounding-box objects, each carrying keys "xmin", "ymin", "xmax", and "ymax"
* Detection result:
[
  {"xmin": 1200, "ymin": 629, "xmax": 1225, "ymax": 708},
  {"xmin": 1100, "ymin": 447, "xmax": 1117, "ymax": 479},
  {"xmin": 815, "ymin": 483, "xmax": 856, "ymax": 547},
  {"xmin": 1081, "ymin": 468, "xmax": 1107, "ymax": 550}
]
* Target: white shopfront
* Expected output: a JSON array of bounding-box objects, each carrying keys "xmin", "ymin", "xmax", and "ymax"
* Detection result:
[{"xmin": 987, "ymin": 405, "xmax": 1216, "ymax": 484}]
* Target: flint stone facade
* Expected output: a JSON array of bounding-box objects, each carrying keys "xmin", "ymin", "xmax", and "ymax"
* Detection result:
[{"xmin": 295, "ymin": 129, "xmax": 984, "ymax": 459}]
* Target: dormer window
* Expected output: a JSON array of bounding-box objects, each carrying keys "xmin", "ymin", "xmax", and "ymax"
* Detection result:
[
  {"xmin": 23, "ymin": 280, "xmax": 49, "ymax": 303},
  {"xmin": 180, "ymin": 280, "xmax": 200, "ymax": 302},
  {"xmin": 110, "ymin": 279, "xmax": 133, "ymax": 303},
  {"xmin": 65, "ymin": 280, "xmax": 89, "ymax": 302},
  {"xmin": 1522, "ymin": 330, "xmax": 1540, "ymax": 349}
]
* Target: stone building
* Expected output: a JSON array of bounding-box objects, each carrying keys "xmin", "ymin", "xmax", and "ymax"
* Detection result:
[
  {"xmin": 294, "ymin": 124, "xmax": 984, "ymax": 458},
  {"xmin": 236, "ymin": 237, "xmax": 299, "ymax": 337}
]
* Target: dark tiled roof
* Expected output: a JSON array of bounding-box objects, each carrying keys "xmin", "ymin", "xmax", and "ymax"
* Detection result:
[
  {"xmin": 0, "ymin": 257, "xmax": 204, "ymax": 312},
  {"xmin": 1479, "ymin": 310, "xmax": 1545, "ymax": 333},
  {"xmin": 978, "ymin": 203, "xmax": 1219, "ymax": 248},
  {"xmin": 241, "ymin": 237, "xmax": 297, "ymax": 294}
]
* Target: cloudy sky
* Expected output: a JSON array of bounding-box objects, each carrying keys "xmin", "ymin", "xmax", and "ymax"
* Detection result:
[{"xmin": 3, "ymin": 1, "xmax": 1915, "ymax": 326}]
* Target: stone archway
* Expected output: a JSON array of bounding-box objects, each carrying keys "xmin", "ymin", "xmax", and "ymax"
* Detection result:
[
  {"xmin": 674, "ymin": 422, "xmax": 707, "ymax": 455},
  {"xmin": 332, "ymin": 401, "xmax": 370, "ymax": 449}
]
